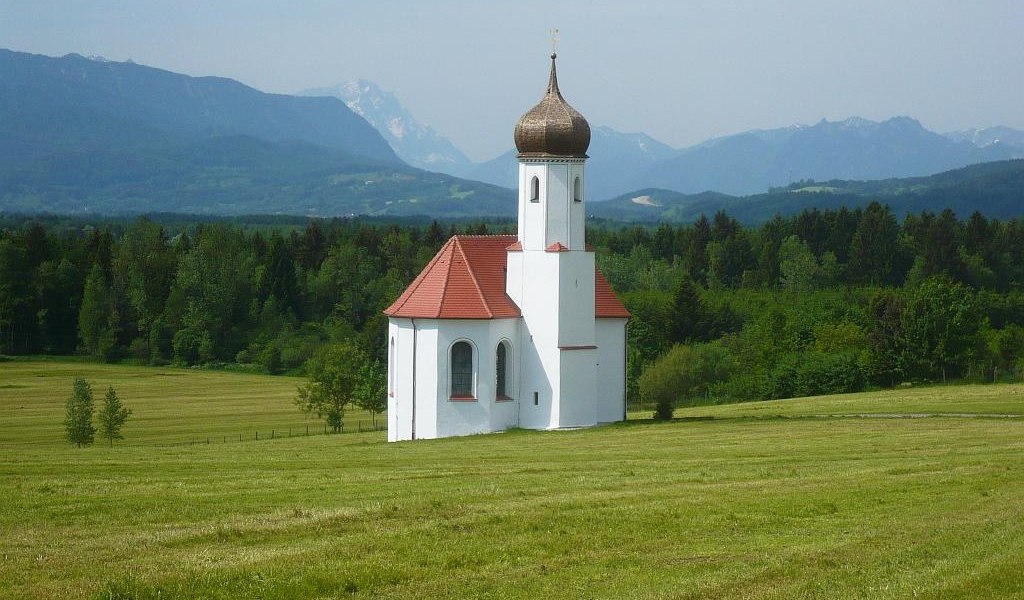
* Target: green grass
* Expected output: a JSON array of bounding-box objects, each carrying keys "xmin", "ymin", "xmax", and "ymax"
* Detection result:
[
  {"xmin": 2, "ymin": 361, "xmax": 1024, "ymax": 599},
  {"xmin": 672, "ymin": 384, "xmax": 1024, "ymax": 419},
  {"xmin": 0, "ymin": 360, "xmax": 382, "ymax": 448}
]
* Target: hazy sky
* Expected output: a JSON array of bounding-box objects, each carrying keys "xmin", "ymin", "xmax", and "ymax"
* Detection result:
[{"xmin": 1, "ymin": 1, "xmax": 1021, "ymax": 161}]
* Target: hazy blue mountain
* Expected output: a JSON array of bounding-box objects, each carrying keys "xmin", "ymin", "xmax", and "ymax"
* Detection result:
[
  {"xmin": 0, "ymin": 49, "xmax": 519, "ymax": 217},
  {"xmin": 0, "ymin": 49, "xmax": 398, "ymax": 166},
  {"xmin": 300, "ymin": 80, "xmax": 473, "ymax": 176},
  {"xmin": 0, "ymin": 133, "xmax": 516, "ymax": 217},
  {"xmin": 944, "ymin": 126, "xmax": 1024, "ymax": 152},
  {"xmin": 635, "ymin": 117, "xmax": 1023, "ymax": 196},
  {"xmin": 590, "ymin": 159, "xmax": 1024, "ymax": 224},
  {"xmin": 468, "ymin": 126, "xmax": 676, "ymax": 200}
]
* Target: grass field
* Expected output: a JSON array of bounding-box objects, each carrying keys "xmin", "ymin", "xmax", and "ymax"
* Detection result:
[
  {"xmin": 2, "ymin": 360, "xmax": 1024, "ymax": 599},
  {"xmin": 0, "ymin": 359, "xmax": 383, "ymax": 448}
]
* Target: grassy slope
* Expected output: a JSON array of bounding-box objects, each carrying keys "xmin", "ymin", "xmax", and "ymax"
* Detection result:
[
  {"xmin": 2, "ymin": 362, "xmax": 1024, "ymax": 599},
  {"xmin": 671, "ymin": 384, "xmax": 1024, "ymax": 419},
  {"xmin": 0, "ymin": 360, "xmax": 382, "ymax": 447}
]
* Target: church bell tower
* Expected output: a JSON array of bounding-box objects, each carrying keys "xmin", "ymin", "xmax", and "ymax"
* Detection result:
[
  {"xmin": 506, "ymin": 51, "xmax": 598, "ymax": 429},
  {"xmin": 512, "ymin": 52, "xmax": 590, "ymax": 251}
]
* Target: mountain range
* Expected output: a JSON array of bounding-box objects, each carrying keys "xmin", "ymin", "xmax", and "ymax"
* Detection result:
[
  {"xmin": 326, "ymin": 76, "xmax": 1024, "ymax": 200},
  {"xmin": 299, "ymin": 80, "xmax": 474, "ymax": 177},
  {"xmin": 0, "ymin": 50, "xmax": 396, "ymax": 165},
  {"xmin": 633, "ymin": 117, "xmax": 1023, "ymax": 196},
  {"xmin": 2, "ymin": 48, "xmax": 1023, "ymax": 222},
  {"xmin": 588, "ymin": 159, "xmax": 1024, "ymax": 224},
  {"xmin": 0, "ymin": 49, "xmax": 513, "ymax": 217},
  {"xmin": 462, "ymin": 117, "xmax": 1024, "ymax": 199}
]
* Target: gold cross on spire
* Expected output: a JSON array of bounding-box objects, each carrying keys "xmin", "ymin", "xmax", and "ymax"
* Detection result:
[{"xmin": 550, "ymin": 28, "xmax": 560, "ymax": 56}]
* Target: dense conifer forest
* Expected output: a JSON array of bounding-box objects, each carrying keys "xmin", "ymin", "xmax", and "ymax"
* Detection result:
[{"xmin": 3, "ymin": 204, "xmax": 1024, "ymax": 407}]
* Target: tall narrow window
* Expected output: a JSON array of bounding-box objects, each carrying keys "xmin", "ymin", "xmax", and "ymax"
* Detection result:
[
  {"xmin": 573, "ymin": 176, "xmax": 582, "ymax": 203},
  {"xmin": 496, "ymin": 342, "xmax": 510, "ymax": 399},
  {"xmin": 530, "ymin": 176, "xmax": 540, "ymax": 203},
  {"xmin": 450, "ymin": 341, "xmax": 474, "ymax": 398}
]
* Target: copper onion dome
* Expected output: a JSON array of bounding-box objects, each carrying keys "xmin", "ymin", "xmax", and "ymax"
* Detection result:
[{"xmin": 514, "ymin": 53, "xmax": 591, "ymax": 158}]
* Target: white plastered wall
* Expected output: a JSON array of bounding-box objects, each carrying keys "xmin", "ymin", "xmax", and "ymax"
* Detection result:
[
  {"xmin": 512, "ymin": 248, "xmax": 599, "ymax": 430},
  {"xmin": 595, "ymin": 318, "xmax": 628, "ymax": 423},
  {"xmin": 432, "ymin": 319, "xmax": 521, "ymax": 439},
  {"xmin": 387, "ymin": 318, "xmax": 439, "ymax": 442},
  {"xmin": 387, "ymin": 316, "xmax": 524, "ymax": 441}
]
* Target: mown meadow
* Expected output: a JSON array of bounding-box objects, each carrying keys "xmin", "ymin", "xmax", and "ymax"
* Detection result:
[{"xmin": 2, "ymin": 360, "xmax": 1024, "ymax": 599}]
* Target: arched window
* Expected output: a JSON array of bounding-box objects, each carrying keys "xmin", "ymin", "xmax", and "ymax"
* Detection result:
[
  {"xmin": 450, "ymin": 341, "xmax": 474, "ymax": 398},
  {"xmin": 573, "ymin": 176, "xmax": 582, "ymax": 203},
  {"xmin": 496, "ymin": 341, "xmax": 511, "ymax": 400},
  {"xmin": 530, "ymin": 176, "xmax": 540, "ymax": 203}
]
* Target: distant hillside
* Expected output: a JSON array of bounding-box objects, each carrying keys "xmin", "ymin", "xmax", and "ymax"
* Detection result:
[
  {"xmin": 0, "ymin": 49, "xmax": 519, "ymax": 217},
  {"xmin": 0, "ymin": 133, "xmax": 515, "ymax": 217},
  {"xmin": 634, "ymin": 117, "xmax": 1022, "ymax": 196},
  {"xmin": 300, "ymin": 80, "xmax": 473, "ymax": 177},
  {"xmin": 469, "ymin": 126, "xmax": 675, "ymax": 200},
  {"xmin": 945, "ymin": 126, "xmax": 1024, "ymax": 152},
  {"xmin": 3, "ymin": 48, "xmax": 1023, "ymax": 222},
  {"xmin": 0, "ymin": 49, "xmax": 398, "ymax": 165},
  {"xmin": 590, "ymin": 159, "xmax": 1024, "ymax": 224}
]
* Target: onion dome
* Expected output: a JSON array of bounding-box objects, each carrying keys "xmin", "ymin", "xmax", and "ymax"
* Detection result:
[{"xmin": 514, "ymin": 53, "xmax": 591, "ymax": 158}]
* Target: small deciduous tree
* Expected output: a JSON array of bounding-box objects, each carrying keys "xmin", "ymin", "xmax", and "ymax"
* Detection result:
[
  {"xmin": 64, "ymin": 377, "xmax": 96, "ymax": 447},
  {"xmin": 295, "ymin": 341, "xmax": 365, "ymax": 432},
  {"xmin": 353, "ymin": 360, "xmax": 387, "ymax": 428},
  {"xmin": 97, "ymin": 386, "xmax": 131, "ymax": 446},
  {"xmin": 779, "ymin": 235, "xmax": 818, "ymax": 292}
]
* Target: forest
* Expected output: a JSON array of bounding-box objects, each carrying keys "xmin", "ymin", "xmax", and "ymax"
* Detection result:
[{"xmin": 3, "ymin": 203, "xmax": 1024, "ymax": 410}]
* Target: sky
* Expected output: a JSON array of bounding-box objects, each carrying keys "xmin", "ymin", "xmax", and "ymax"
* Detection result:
[{"xmin": 1, "ymin": 1, "xmax": 1022, "ymax": 162}]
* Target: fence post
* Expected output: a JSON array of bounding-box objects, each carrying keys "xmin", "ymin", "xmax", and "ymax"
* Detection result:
[
  {"xmin": 256, "ymin": 431, "xmax": 259, "ymax": 441},
  {"xmin": 272, "ymin": 429, "xmax": 275, "ymax": 439},
  {"xmin": 306, "ymin": 424, "xmax": 309, "ymax": 436}
]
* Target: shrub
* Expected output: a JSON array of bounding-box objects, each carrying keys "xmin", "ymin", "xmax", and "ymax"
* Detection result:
[
  {"xmin": 639, "ymin": 342, "xmax": 733, "ymax": 419},
  {"xmin": 764, "ymin": 351, "xmax": 865, "ymax": 399}
]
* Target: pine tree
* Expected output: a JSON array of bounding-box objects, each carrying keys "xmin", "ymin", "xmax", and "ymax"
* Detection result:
[
  {"xmin": 78, "ymin": 262, "xmax": 117, "ymax": 358},
  {"xmin": 97, "ymin": 386, "xmax": 131, "ymax": 446},
  {"xmin": 64, "ymin": 377, "xmax": 96, "ymax": 447}
]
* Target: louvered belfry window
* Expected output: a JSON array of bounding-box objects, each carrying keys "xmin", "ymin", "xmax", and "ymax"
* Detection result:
[{"xmin": 451, "ymin": 341, "xmax": 474, "ymax": 397}]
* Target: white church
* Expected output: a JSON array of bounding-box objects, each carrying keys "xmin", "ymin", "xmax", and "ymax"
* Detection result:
[{"xmin": 384, "ymin": 52, "xmax": 630, "ymax": 441}]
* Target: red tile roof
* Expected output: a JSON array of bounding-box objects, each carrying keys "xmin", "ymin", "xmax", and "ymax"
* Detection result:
[
  {"xmin": 384, "ymin": 236, "xmax": 521, "ymax": 319},
  {"xmin": 384, "ymin": 235, "xmax": 630, "ymax": 320},
  {"xmin": 595, "ymin": 270, "xmax": 631, "ymax": 318}
]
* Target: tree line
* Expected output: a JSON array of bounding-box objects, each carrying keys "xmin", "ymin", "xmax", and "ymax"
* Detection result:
[
  {"xmin": 590, "ymin": 205, "xmax": 1024, "ymax": 414},
  {"xmin": 3, "ymin": 205, "xmax": 1024, "ymax": 415}
]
